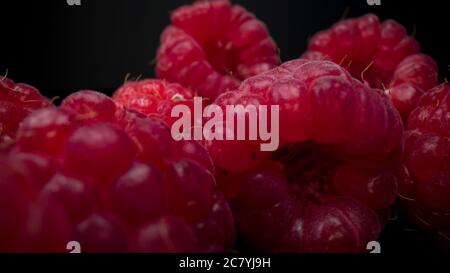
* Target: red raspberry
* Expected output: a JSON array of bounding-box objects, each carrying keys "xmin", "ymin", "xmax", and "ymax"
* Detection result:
[
  {"xmin": 0, "ymin": 77, "xmax": 51, "ymax": 140},
  {"xmin": 156, "ymin": 0, "xmax": 280, "ymax": 99},
  {"xmin": 0, "ymin": 89, "xmax": 235, "ymax": 253},
  {"xmin": 303, "ymin": 14, "xmax": 438, "ymax": 120},
  {"xmin": 113, "ymin": 79, "xmax": 195, "ymax": 125},
  {"xmin": 208, "ymin": 59, "xmax": 402, "ymax": 252},
  {"xmin": 397, "ymin": 83, "xmax": 449, "ymax": 239},
  {"xmin": 61, "ymin": 90, "xmax": 119, "ymax": 124}
]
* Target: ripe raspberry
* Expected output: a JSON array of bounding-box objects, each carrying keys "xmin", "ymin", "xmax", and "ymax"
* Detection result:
[
  {"xmin": 61, "ymin": 90, "xmax": 118, "ymax": 124},
  {"xmin": 1, "ymin": 90, "xmax": 235, "ymax": 253},
  {"xmin": 207, "ymin": 59, "xmax": 402, "ymax": 252},
  {"xmin": 0, "ymin": 77, "xmax": 51, "ymax": 140},
  {"xmin": 113, "ymin": 79, "xmax": 196, "ymax": 125},
  {"xmin": 303, "ymin": 14, "xmax": 438, "ymax": 120},
  {"xmin": 156, "ymin": 0, "xmax": 280, "ymax": 99},
  {"xmin": 397, "ymin": 83, "xmax": 449, "ymax": 239}
]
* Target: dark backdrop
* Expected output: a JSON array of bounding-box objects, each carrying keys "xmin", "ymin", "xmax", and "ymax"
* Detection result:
[{"xmin": 1, "ymin": 0, "xmax": 449, "ymax": 98}]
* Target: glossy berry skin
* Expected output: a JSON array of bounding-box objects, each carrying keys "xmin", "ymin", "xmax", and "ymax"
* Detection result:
[
  {"xmin": 62, "ymin": 123, "xmax": 137, "ymax": 186},
  {"xmin": 303, "ymin": 14, "xmax": 438, "ymax": 120},
  {"xmin": 113, "ymin": 79, "xmax": 195, "ymax": 125},
  {"xmin": 208, "ymin": 59, "xmax": 402, "ymax": 252},
  {"xmin": 41, "ymin": 174, "xmax": 96, "ymax": 222},
  {"xmin": 0, "ymin": 78, "xmax": 51, "ymax": 140},
  {"xmin": 397, "ymin": 84, "xmax": 449, "ymax": 238},
  {"xmin": 74, "ymin": 213, "xmax": 128, "ymax": 253},
  {"xmin": 208, "ymin": 59, "xmax": 403, "ymax": 173},
  {"xmin": 0, "ymin": 165, "xmax": 29, "ymax": 251},
  {"xmin": 156, "ymin": 0, "xmax": 280, "ymax": 99},
  {"xmin": 111, "ymin": 162, "xmax": 166, "ymax": 228},
  {"xmin": 1, "ymin": 88, "xmax": 234, "ymax": 252},
  {"xmin": 164, "ymin": 160, "xmax": 216, "ymax": 222},
  {"xmin": 61, "ymin": 90, "xmax": 118, "ymax": 124},
  {"xmin": 17, "ymin": 108, "xmax": 75, "ymax": 158},
  {"xmin": 19, "ymin": 198, "xmax": 72, "ymax": 252},
  {"xmin": 279, "ymin": 198, "xmax": 380, "ymax": 253},
  {"xmin": 130, "ymin": 215, "xmax": 198, "ymax": 253}
]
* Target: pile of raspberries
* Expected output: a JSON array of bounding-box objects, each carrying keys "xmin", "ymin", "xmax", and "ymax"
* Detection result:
[{"xmin": 0, "ymin": 0, "xmax": 447, "ymax": 253}]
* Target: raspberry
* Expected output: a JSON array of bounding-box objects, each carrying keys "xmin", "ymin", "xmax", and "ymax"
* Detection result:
[
  {"xmin": 303, "ymin": 14, "xmax": 438, "ymax": 120},
  {"xmin": 61, "ymin": 90, "xmax": 118, "ymax": 124},
  {"xmin": 208, "ymin": 59, "xmax": 402, "ymax": 252},
  {"xmin": 113, "ymin": 79, "xmax": 195, "ymax": 125},
  {"xmin": 0, "ymin": 77, "xmax": 51, "ymax": 141},
  {"xmin": 156, "ymin": 0, "xmax": 280, "ymax": 99},
  {"xmin": 397, "ymin": 83, "xmax": 449, "ymax": 238},
  {"xmin": 1, "ymin": 89, "xmax": 235, "ymax": 252}
]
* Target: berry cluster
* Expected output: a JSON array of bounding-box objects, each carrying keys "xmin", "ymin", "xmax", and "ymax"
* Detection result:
[
  {"xmin": 0, "ymin": 90, "xmax": 235, "ymax": 252},
  {"xmin": 303, "ymin": 14, "xmax": 439, "ymax": 121},
  {"xmin": 1, "ymin": 1, "xmax": 447, "ymax": 254}
]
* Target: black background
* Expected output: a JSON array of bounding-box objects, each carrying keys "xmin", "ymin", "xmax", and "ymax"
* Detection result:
[
  {"xmin": 0, "ymin": 0, "xmax": 449, "ymax": 254},
  {"xmin": 1, "ymin": 0, "xmax": 449, "ymax": 99}
]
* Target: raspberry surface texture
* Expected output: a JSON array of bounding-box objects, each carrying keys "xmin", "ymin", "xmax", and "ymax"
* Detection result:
[
  {"xmin": 113, "ymin": 79, "xmax": 196, "ymax": 125},
  {"xmin": 156, "ymin": 0, "xmax": 280, "ymax": 100},
  {"xmin": 0, "ymin": 90, "xmax": 235, "ymax": 252},
  {"xmin": 302, "ymin": 14, "xmax": 439, "ymax": 120},
  {"xmin": 396, "ymin": 83, "xmax": 449, "ymax": 241},
  {"xmin": 0, "ymin": 77, "xmax": 51, "ymax": 142},
  {"xmin": 208, "ymin": 59, "xmax": 403, "ymax": 252}
]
